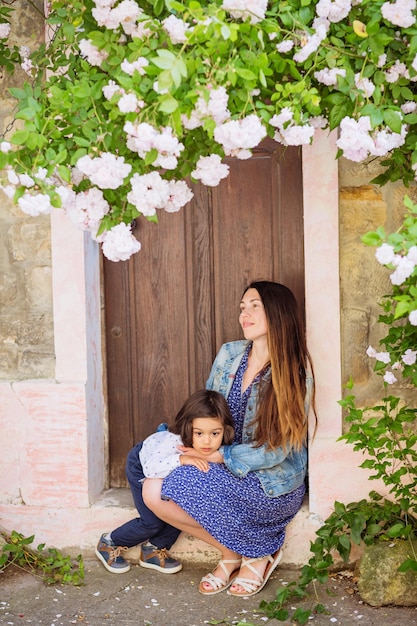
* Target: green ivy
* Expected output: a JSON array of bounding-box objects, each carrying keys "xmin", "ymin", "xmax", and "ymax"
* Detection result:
[{"xmin": 0, "ymin": 529, "xmax": 85, "ymax": 586}]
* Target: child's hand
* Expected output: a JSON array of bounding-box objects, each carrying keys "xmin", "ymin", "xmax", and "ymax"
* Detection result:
[
  {"xmin": 180, "ymin": 455, "xmax": 210, "ymax": 472},
  {"xmin": 178, "ymin": 446, "xmax": 223, "ymax": 464}
]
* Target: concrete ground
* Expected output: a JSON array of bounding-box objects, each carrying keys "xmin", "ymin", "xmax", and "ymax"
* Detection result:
[{"xmin": 1, "ymin": 556, "xmax": 417, "ymax": 626}]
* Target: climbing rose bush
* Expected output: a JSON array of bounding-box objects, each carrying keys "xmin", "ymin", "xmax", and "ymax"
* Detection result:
[
  {"xmin": 363, "ymin": 195, "xmax": 417, "ymax": 386},
  {"xmin": 1, "ymin": 0, "xmax": 417, "ymax": 260}
]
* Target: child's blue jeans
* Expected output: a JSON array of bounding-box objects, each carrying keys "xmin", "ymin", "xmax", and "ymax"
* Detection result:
[{"xmin": 110, "ymin": 442, "xmax": 181, "ymax": 549}]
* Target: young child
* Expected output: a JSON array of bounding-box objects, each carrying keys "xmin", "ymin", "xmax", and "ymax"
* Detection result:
[{"xmin": 96, "ymin": 389, "xmax": 234, "ymax": 574}]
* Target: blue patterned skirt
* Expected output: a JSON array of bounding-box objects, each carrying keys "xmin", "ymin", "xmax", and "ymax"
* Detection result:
[{"xmin": 161, "ymin": 463, "xmax": 305, "ymax": 558}]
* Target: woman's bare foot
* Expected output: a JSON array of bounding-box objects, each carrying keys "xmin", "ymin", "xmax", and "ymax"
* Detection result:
[
  {"xmin": 228, "ymin": 550, "xmax": 284, "ymax": 596},
  {"xmin": 199, "ymin": 552, "xmax": 241, "ymax": 594},
  {"xmin": 229, "ymin": 556, "xmax": 269, "ymax": 594}
]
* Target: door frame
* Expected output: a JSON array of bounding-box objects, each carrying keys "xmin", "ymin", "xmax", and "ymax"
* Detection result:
[
  {"xmin": 49, "ymin": 130, "xmax": 342, "ymax": 513},
  {"xmin": 103, "ymin": 140, "xmax": 305, "ymax": 485}
]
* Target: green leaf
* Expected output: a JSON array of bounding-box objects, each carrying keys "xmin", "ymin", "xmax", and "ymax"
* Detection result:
[
  {"xmin": 400, "ymin": 86, "xmax": 414, "ymax": 100},
  {"xmin": 235, "ymin": 68, "xmax": 257, "ymax": 81},
  {"xmin": 10, "ymin": 130, "xmax": 30, "ymax": 145},
  {"xmin": 158, "ymin": 94, "xmax": 178, "ymax": 113},
  {"xmin": 386, "ymin": 523, "xmax": 405, "ymax": 537},
  {"xmin": 144, "ymin": 148, "xmax": 158, "ymax": 165},
  {"xmin": 361, "ymin": 104, "xmax": 384, "ymax": 127},
  {"xmin": 383, "ymin": 109, "xmax": 402, "ymax": 134},
  {"xmin": 329, "ymin": 101, "xmax": 350, "ymax": 130},
  {"xmin": 220, "ymin": 24, "xmax": 230, "ymax": 39},
  {"xmin": 397, "ymin": 559, "xmax": 417, "ymax": 572},
  {"xmin": 259, "ymin": 68, "xmax": 267, "ymax": 88},
  {"xmin": 334, "ymin": 501, "xmax": 346, "ymax": 515},
  {"xmin": 292, "ymin": 607, "xmax": 312, "ymax": 624},
  {"xmin": 157, "ymin": 69, "xmax": 173, "ymax": 90},
  {"xmin": 56, "ymin": 149, "xmax": 68, "ymax": 164},
  {"xmin": 361, "ymin": 231, "xmax": 383, "ymax": 246},
  {"xmin": 394, "ymin": 300, "xmax": 411, "ymax": 319},
  {"xmin": 8, "ymin": 87, "xmax": 27, "ymax": 100},
  {"xmin": 62, "ymin": 21, "xmax": 75, "ymax": 41},
  {"xmin": 15, "ymin": 107, "xmax": 39, "ymax": 122},
  {"xmin": 74, "ymin": 136, "xmax": 92, "ymax": 147},
  {"xmin": 151, "ymin": 49, "xmax": 177, "ymax": 70},
  {"xmin": 50, "ymin": 191, "xmax": 63, "ymax": 208},
  {"xmin": 57, "ymin": 165, "xmax": 71, "ymax": 183},
  {"xmin": 403, "ymin": 195, "xmax": 415, "ymax": 210},
  {"xmin": 166, "ymin": 0, "xmax": 185, "ymax": 13},
  {"xmin": 73, "ymin": 84, "xmax": 91, "ymax": 99},
  {"xmin": 350, "ymin": 513, "xmax": 365, "ymax": 544}
]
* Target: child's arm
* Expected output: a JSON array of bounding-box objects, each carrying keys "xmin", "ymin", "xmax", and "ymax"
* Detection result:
[
  {"xmin": 178, "ymin": 446, "xmax": 223, "ymax": 464},
  {"xmin": 180, "ymin": 455, "xmax": 210, "ymax": 472}
]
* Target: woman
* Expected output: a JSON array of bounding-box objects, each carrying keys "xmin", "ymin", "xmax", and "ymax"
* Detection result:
[{"xmin": 143, "ymin": 281, "xmax": 317, "ymax": 596}]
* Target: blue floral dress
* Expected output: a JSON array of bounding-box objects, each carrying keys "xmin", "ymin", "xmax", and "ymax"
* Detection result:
[{"xmin": 161, "ymin": 348, "xmax": 305, "ymax": 557}]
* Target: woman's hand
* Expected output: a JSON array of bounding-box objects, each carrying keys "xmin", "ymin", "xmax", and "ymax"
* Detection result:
[
  {"xmin": 178, "ymin": 446, "xmax": 223, "ymax": 464},
  {"xmin": 180, "ymin": 455, "xmax": 210, "ymax": 472}
]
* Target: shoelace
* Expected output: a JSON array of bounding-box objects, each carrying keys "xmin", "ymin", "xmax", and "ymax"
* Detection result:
[
  {"xmin": 109, "ymin": 545, "xmax": 128, "ymax": 560},
  {"xmin": 153, "ymin": 547, "xmax": 169, "ymax": 561}
]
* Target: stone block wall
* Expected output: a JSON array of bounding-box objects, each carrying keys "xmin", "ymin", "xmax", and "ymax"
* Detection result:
[
  {"xmin": 0, "ymin": 1, "xmax": 54, "ymax": 380},
  {"xmin": 339, "ymin": 157, "xmax": 417, "ymax": 409}
]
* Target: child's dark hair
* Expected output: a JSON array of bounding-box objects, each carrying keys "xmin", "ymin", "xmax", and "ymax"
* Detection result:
[{"xmin": 170, "ymin": 389, "xmax": 234, "ymax": 447}]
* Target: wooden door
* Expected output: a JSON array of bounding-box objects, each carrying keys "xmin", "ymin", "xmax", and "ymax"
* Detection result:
[{"xmin": 104, "ymin": 139, "xmax": 304, "ymax": 486}]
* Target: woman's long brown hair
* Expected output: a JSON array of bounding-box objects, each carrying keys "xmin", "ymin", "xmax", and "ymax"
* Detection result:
[{"xmin": 244, "ymin": 281, "xmax": 317, "ymax": 451}]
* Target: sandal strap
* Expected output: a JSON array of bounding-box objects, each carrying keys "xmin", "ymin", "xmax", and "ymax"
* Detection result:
[
  {"xmin": 200, "ymin": 558, "xmax": 242, "ymax": 592},
  {"xmin": 200, "ymin": 572, "xmax": 228, "ymax": 591},
  {"xmin": 231, "ymin": 576, "xmax": 262, "ymax": 593},
  {"xmin": 239, "ymin": 555, "xmax": 273, "ymax": 581},
  {"xmin": 217, "ymin": 558, "xmax": 242, "ymax": 580}
]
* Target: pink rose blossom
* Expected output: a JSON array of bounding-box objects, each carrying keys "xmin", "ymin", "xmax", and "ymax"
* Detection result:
[
  {"xmin": 375, "ymin": 243, "xmax": 395, "ymax": 265},
  {"xmin": 192, "ymin": 154, "xmax": 230, "ymax": 186},
  {"xmin": 18, "ymin": 193, "xmax": 52, "ymax": 216},
  {"xmin": 127, "ymin": 171, "xmax": 170, "ymax": 216},
  {"xmin": 76, "ymin": 153, "xmax": 132, "ymax": 189},
  {"xmin": 165, "ymin": 180, "xmax": 194, "ymax": 213},
  {"xmin": 0, "ymin": 23, "xmax": 11, "ymax": 39},
  {"xmin": 316, "ymin": 0, "xmax": 352, "ymax": 23},
  {"xmin": 162, "ymin": 15, "xmax": 192, "ymax": 44},
  {"xmin": 79, "ymin": 39, "xmax": 109, "ymax": 67},
  {"xmin": 214, "ymin": 115, "xmax": 266, "ymax": 158},
  {"xmin": 381, "ymin": 0, "xmax": 416, "ymax": 28},
  {"xmin": 409, "ymin": 310, "xmax": 417, "ymax": 325},
  {"xmin": 221, "ymin": 0, "xmax": 268, "ymax": 24},
  {"xmin": 383, "ymin": 371, "xmax": 397, "ymax": 384},
  {"xmin": 402, "ymin": 349, "xmax": 417, "ymax": 365},
  {"xmin": 101, "ymin": 222, "xmax": 141, "ymax": 262}
]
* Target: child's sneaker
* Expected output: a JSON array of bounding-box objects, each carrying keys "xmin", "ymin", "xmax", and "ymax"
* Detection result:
[
  {"xmin": 95, "ymin": 534, "xmax": 131, "ymax": 574},
  {"xmin": 139, "ymin": 543, "xmax": 182, "ymax": 574}
]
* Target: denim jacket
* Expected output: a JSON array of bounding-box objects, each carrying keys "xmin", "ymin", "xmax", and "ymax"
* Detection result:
[{"xmin": 206, "ymin": 340, "xmax": 313, "ymax": 498}]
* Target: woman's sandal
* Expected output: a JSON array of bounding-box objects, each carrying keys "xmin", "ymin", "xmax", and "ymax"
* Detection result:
[
  {"xmin": 198, "ymin": 558, "xmax": 242, "ymax": 595},
  {"xmin": 228, "ymin": 549, "xmax": 284, "ymax": 597}
]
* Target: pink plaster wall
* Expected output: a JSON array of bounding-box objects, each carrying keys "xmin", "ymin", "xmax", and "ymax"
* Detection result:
[{"xmin": 0, "ymin": 381, "xmax": 89, "ymax": 508}]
